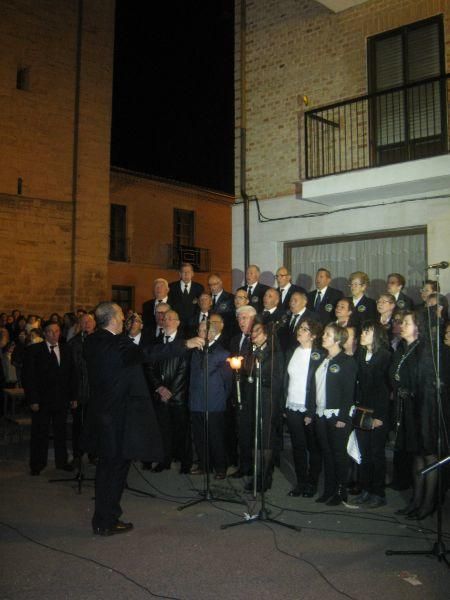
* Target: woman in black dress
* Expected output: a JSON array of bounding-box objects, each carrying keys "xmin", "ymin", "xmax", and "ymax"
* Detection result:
[
  {"xmin": 284, "ymin": 318, "xmax": 324, "ymax": 498},
  {"xmin": 391, "ymin": 311, "xmax": 438, "ymax": 519},
  {"xmin": 244, "ymin": 320, "xmax": 284, "ymax": 492},
  {"xmin": 350, "ymin": 321, "xmax": 391, "ymax": 509}
]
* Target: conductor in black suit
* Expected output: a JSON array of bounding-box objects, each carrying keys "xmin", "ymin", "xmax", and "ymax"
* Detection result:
[
  {"xmin": 168, "ymin": 262, "xmax": 204, "ymax": 329},
  {"xmin": 83, "ymin": 301, "xmax": 203, "ymax": 536},
  {"xmin": 22, "ymin": 321, "xmax": 76, "ymax": 475},
  {"xmin": 275, "ymin": 266, "xmax": 307, "ymax": 311},
  {"xmin": 307, "ymin": 268, "xmax": 343, "ymax": 325},
  {"xmin": 237, "ymin": 264, "xmax": 269, "ymax": 315}
]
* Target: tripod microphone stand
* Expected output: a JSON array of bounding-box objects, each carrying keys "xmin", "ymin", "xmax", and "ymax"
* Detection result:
[
  {"xmin": 179, "ymin": 323, "xmax": 243, "ymax": 512},
  {"xmin": 386, "ymin": 264, "xmax": 449, "ymax": 566},
  {"xmin": 222, "ymin": 341, "xmax": 300, "ymax": 532}
]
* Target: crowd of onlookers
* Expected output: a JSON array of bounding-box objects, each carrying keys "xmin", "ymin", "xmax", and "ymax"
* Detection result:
[{"xmin": 1, "ymin": 263, "xmax": 450, "ymax": 518}]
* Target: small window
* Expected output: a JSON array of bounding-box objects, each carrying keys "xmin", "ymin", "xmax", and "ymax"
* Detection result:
[
  {"xmin": 112, "ymin": 285, "xmax": 134, "ymax": 313},
  {"xmin": 16, "ymin": 67, "xmax": 30, "ymax": 91},
  {"xmin": 110, "ymin": 204, "xmax": 127, "ymax": 261},
  {"xmin": 173, "ymin": 209, "xmax": 194, "ymax": 248}
]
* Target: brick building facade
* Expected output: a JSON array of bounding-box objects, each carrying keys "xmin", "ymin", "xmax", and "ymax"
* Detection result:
[
  {"xmin": 233, "ymin": 0, "xmax": 450, "ymax": 294},
  {"xmin": 0, "ymin": 0, "xmax": 234, "ymax": 315}
]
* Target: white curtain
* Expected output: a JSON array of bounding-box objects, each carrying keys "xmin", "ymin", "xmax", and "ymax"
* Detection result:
[{"xmin": 290, "ymin": 231, "xmax": 426, "ymax": 302}]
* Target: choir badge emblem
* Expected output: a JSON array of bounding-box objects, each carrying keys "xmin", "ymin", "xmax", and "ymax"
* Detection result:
[
  {"xmin": 325, "ymin": 304, "xmax": 333, "ymax": 312},
  {"xmin": 357, "ymin": 304, "xmax": 366, "ymax": 312},
  {"xmin": 252, "ymin": 296, "xmax": 259, "ymax": 304},
  {"xmin": 394, "ymin": 373, "xmax": 401, "ymax": 381},
  {"xmin": 311, "ymin": 351, "xmax": 321, "ymax": 361},
  {"xmin": 329, "ymin": 364, "xmax": 340, "ymax": 373},
  {"xmin": 192, "ymin": 298, "xmax": 198, "ymax": 304},
  {"xmin": 219, "ymin": 303, "xmax": 227, "ymax": 311},
  {"xmin": 397, "ymin": 299, "xmax": 405, "ymax": 309}
]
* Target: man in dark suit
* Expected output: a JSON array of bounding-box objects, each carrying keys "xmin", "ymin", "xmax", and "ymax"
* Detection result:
[
  {"xmin": 307, "ymin": 268, "xmax": 343, "ymax": 325},
  {"xmin": 83, "ymin": 301, "xmax": 203, "ymax": 536},
  {"xmin": 275, "ymin": 266, "xmax": 307, "ymax": 311},
  {"xmin": 208, "ymin": 272, "xmax": 234, "ymax": 337},
  {"xmin": 237, "ymin": 264, "xmax": 269, "ymax": 315},
  {"xmin": 261, "ymin": 288, "xmax": 286, "ymax": 326},
  {"xmin": 125, "ymin": 312, "xmax": 154, "ymax": 348},
  {"xmin": 22, "ymin": 321, "xmax": 76, "ymax": 475},
  {"xmin": 168, "ymin": 262, "xmax": 204, "ymax": 329},
  {"xmin": 142, "ymin": 278, "xmax": 170, "ymax": 333},
  {"xmin": 228, "ymin": 306, "xmax": 257, "ymax": 478},
  {"xmin": 386, "ymin": 273, "xmax": 414, "ymax": 310},
  {"xmin": 280, "ymin": 290, "xmax": 320, "ymax": 352},
  {"xmin": 187, "ymin": 292, "xmax": 212, "ymax": 337},
  {"xmin": 146, "ymin": 310, "xmax": 191, "ymax": 474}
]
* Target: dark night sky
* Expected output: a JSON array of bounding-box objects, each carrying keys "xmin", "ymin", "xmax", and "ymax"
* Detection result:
[{"xmin": 111, "ymin": 1, "xmax": 235, "ymax": 194}]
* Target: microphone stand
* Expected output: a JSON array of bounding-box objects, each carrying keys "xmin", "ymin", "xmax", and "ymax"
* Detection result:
[
  {"xmin": 49, "ymin": 404, "xmax": 95, "ymax": 494},
  {"xmin": 221, "ymin": 338, "xmax": 300, "ymax": 532},
  {"xmin": 179, "ymin": 321, "xmax": 243, "ymax": 512},
  {"xmin": 386, "ymin": 265, "xmax": 449, "ymax": 566}
]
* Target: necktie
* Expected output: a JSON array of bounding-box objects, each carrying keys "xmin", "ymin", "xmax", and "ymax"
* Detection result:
[
  {"xmin": 263, "ymin": 310, "xmax": 270, "ymax": 319},
  {"xmin": 201, "ymin": 313, "xmax": 207, "ymax": 322},
  {"xmin": 212, "ymin": 295, "xmax": 217, "ymax": 307},
  {"xmin": 290, "ymin": 314, "xmax": 298, "ymax": 331},
  {"xmin": 314, "ymin": 290, "xmax": 322, "ymax": 311},
  {"xmin": 157, "ymin": 328, "xmax": 164, "ymax": 342},
  {"xmin": 247, "ymin": 286, "xmax": 252, "ymax": 296},
  {"xmin": 165, "ymin": 336, "xmax": 170, "ymax": 344},
  {"xmin": 183, "ymin": 284, "xmax": 189, "ymax": 296},
  {"xmin": 50, "ymin": 345, "xmax": 59, "ymax": 366}
]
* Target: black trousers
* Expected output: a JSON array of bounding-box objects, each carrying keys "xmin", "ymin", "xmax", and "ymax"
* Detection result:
[
  {"xmin": 30, "ymin": 405, "xmax": 68, "ymax": 471},
  {"xmin": 286, "ymin": 409, "xmax": 322, "ymax": 489},
  {"xmin": 191, "ymin": 411, "xmax": 226, "ymax": 473},
  {"xmin": 93, "ymin": 456, "xmax": 131, "ymax": 530},
  {"xmin": 155, "ymin": 402, "xmax": 192, "ymax": 469},
  {"xmin": 236, "ymin": 396, "xmax": 254, "ymax": 473},
  {"xmin": 356, "ymin": 425, "xmax": 387, "ymax": 497},
  {"xmin": 315, "ymin": 416, "xmax": 351, "ymax": 496}
]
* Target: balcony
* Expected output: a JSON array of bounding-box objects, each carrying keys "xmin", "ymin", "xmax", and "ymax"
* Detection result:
[{"xmin": 302, "ymin": 75, "xmax": 450, "ymax": 206}]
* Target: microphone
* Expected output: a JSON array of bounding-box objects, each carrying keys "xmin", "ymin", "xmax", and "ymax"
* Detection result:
[{"xmin": 427, "ymin": 261, "xmax": 449, "ymax": 270}]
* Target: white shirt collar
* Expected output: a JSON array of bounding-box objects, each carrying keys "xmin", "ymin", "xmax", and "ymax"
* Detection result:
[
  {"xmin": 180, "ymin": 281, "xmax": 191, "ymax": 292},
  {"xmin": 130, "ymin": 332, "xmax": 141, "ymax": 345},
  {"xmin": 317, "ymin": 286, "xmax": 328, "ymax": 296}
]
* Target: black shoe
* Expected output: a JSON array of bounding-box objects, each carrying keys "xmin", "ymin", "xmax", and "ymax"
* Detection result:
[
  {"xmin": 151, "ymin": 463, "xmax": 167, "ymax": 473},
  {"xmin": 57, "ymin": 463, "xmax": 74, "ymax": 472},
  {"xmin": 179, "ymin": 465, "xmax": 191, "ymax": 474},
  {"xmin": 287, "ymin": 487, "xmax": 302, "ymax": 497},
  {"xmin": 214, "ymin": 472, "xmax": 227, "ymax": 480},
  {"xmin": 326, "ymin": 486, "xmax": 347, "ymax": 506},
  {"xmin": 367, "ymin": 495, "xmax": 386, "ymax": 509},
  {"xmin": 30, "ymin": 469, "xmax": 41, "ymax": 476},
  {"xmin": 302, "ymin": 484, "xmax": 316, "ymax": 498},
  {"xmin": 230, "ymin": 469, "xmax": 252, "ymax": 479},
  {"xmin": 395, "ymin": 501, "xmax": 417, "ymax": 516},
  {"xmin": 349, "ymin": 491, "xmax": 372, "ymax": 506},
  {"xmin": 315, "ymin": 493, "xmax": 332, "ymax": 503},
  {"xmin": 93, "ymin": 520, "xmax": 134, "ymax": 536}
]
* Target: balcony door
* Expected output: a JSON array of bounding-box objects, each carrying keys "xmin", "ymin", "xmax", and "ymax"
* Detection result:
[{"xmin": 368, "ymin": 16, "xmax": 446, "ymax": 166}]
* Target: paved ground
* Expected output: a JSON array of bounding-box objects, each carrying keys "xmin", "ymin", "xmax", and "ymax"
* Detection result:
[{"xmin": 1, "ymin": 437, "xmax": 449, "ymax": 600}]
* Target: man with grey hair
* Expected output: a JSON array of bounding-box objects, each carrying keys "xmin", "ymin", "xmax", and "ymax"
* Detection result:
[
  {"xmin": 228, "ymin": 305, "xmax": 257, "ymax": 478},
  {"xmin": 142, "ymin": 277, "xmax": 170, "ymax": 333},
  {"xmin": 237, "ymin": 264, "xmax": 269, "ymax": 314},
  {"xmin": 83, "ymin": 301, "xmax": 203, "ymax": 536}
]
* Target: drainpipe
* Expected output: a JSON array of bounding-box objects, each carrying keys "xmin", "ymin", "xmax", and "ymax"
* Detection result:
[{"xmin": 70, "ymin": 0, "xmax": 83, "ymax": 310}]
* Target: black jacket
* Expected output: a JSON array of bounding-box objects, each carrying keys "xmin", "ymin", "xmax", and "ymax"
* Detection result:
[
  {"xmin": 278, "ymin": 284, "xmax": 307, "ymax": 312},
  {"xmin": 146, "ymin": 336, "xmax": 188, "ymax": 405},
  {"xmin": 237, "ymin": 282, "xmax": 269, "ymax": 314},
  {"xmin": 307, "ymin": 287, "xmax": 343, "ymax": 325},
  {"xmin": 22, "ymin": 341, "xmax": 75, "ymax": 408},
  {"xmin": 310, "ymin": 351, "xmax": 357, "ymax": 423},
  {"xmin": 348, "ymin": 295, "xmax": 378, "ymax": 330},
  {"xmin": 355, "ymin": 347, "xmax": 392, "ymax": 422},
  {"xmin": 168, "ymin": 280, "xmax": 204, "ymax": 326}
]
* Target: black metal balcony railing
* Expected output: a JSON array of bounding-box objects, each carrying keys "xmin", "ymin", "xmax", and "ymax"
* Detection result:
[
  {"xmin": 304, "ymin": 74, "xmax": 450, "ymax": 179},
  {"xmin": 167, "ymin": 245, "xmax": 211, "ymax": 272}
]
